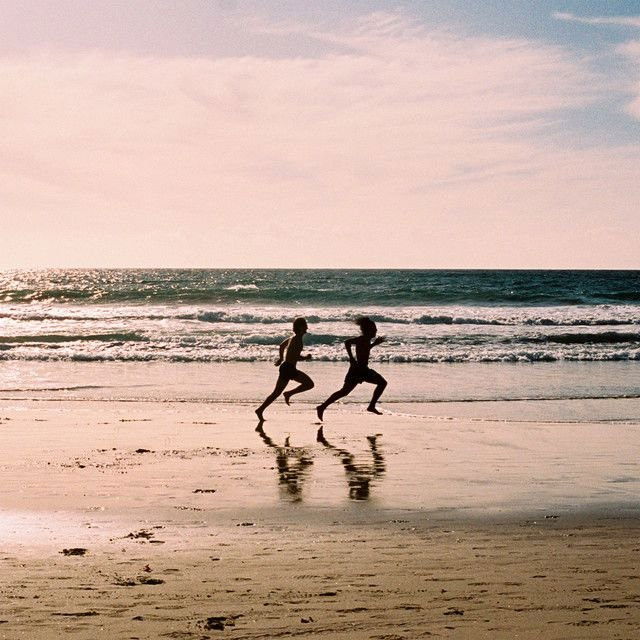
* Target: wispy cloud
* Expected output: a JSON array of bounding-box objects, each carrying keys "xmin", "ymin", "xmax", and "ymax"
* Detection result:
[
  {"xmin": 617, "ymin": 40, "xmax": 640, "ymax": 120},
  {"xmin": 0, "ymin": 12, "xmax": 637, "ymax": 267},
  {"xmin": 553, "ymin": 12, "xmax": 640, "ymax": 28},
  {"xmin": 551, "ymin": 12, "xmax": 640, "ymax": 123}
]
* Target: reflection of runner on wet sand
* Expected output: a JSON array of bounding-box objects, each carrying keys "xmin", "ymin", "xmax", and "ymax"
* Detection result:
[
  {"xmin": 255, "ymin": 424, "xmax": 313, "ymax": 502},
  {"xmin": 316, "ymin": 427, "xmax": 386, "ymax": 501}
]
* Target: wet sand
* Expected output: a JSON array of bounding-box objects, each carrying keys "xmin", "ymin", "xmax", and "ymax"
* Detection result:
[{"xmin": 1, "ymin": 399, "xmax": 639, "ymax": 638}]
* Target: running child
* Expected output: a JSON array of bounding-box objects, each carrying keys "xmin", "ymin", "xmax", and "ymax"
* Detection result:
[
  {"xmin": 255, "ymin": 317, "xmax": 314, "ymax": 422},
  {"xmin": 316, "ymin": 317, "xmax": 387, "ymax": 421}
]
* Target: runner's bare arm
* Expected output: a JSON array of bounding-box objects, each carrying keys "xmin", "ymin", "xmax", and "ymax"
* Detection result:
[
  {"xmin": 275, "ymin": 338, "xmax": 289, "ymax": 365},
  {"xmin": 344, "ymin": 338, "xmax": 357, "ymax": 363},
  {"xmin": 294, "ymin": 335, "xmax": 312, "ymax": 361}
]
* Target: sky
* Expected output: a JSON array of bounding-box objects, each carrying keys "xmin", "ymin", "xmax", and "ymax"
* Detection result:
[{"xmin": 1, "ymin": 0, "xmax": 639, "ymax": 269}]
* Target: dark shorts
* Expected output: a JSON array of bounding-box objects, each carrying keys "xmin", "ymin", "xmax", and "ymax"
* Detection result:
[
  {"xmin": 278, "ymin": 361, "xmax": 298, "ymax": 382},
  {"xmin": 345, "ymin": 364, "xmax": 381, "ymax": 385}
]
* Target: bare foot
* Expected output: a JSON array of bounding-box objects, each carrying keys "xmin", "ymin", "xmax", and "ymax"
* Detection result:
[
  {"xmin": 367, "ymin": 406, "xmax": 383, "ymax": 415},
  {"xmin": 283, "ymin": 392, "xmax": 292, "ymax": 406},
  {"xmin": 316, "ymin": 405, "xmax": 325, "ymax": 421},
  {"xmin": 255, "ymin": 408, "xmax": 264, "ymax": 422}
]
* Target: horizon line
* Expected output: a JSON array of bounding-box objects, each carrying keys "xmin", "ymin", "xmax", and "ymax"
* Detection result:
[{"xmin": 2, "ymin": 266, "xmax": 639, "ymax": 272}]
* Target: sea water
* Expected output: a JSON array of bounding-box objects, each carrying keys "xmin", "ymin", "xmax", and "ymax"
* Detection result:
[{"xmin": 1, "ymin": 269, "xmax": 639, "ymax": 422}]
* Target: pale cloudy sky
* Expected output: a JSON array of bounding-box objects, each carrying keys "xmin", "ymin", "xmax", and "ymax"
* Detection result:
[{"xmin": 1, "ymin": 0, "xmax": 639, "ymax": 268}]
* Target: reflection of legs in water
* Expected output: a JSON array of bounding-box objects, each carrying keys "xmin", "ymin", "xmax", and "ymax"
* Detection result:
[
  {"xmin": 316, "ymin": 381, "xmax": 357, "ymax": 421},
  {"xmin": 317, "ymin": 430, "xmax": 386, "ymax": 501},
  {"xmin": 316, "ymin": 425, "xmax": 330, "ymax": 446},
  {"xmin": 366, "ymin": 434, "xmax": 386, "ymax": 476},
  {"xmin": 255, "ymin": 425, "xmax": 312, "ymax": 502},
  {"xmin": 255, "ymin": 422, "xmax": 276, "ymax": 445},
  {"xmin": 283, "ymin": 370, "xmax": 314, "ymax": 406},
  {"xmin": 276, "ymin": 449, "xmax": 313, "ymax": 501}
]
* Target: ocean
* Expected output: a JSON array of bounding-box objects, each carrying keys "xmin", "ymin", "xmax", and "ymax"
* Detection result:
[
  {"xmin": 2, "ymin": 269, "xmax": 640, "ymax": 363},
  {"xmin": 1, "ymin": 269, "xmax": 639, "ymax": 417}
]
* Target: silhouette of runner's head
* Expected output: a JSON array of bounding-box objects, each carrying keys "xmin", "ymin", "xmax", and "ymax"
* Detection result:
[
  {"xmin": 355, "ymin": 316, "xmax": 377, "ymax": 339},
  {"xmin": 293, "ymin": 317, "xmax": 308, "ymax": 335}
]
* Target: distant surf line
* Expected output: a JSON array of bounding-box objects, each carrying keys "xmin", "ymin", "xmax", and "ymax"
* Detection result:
[{"xmin": 2, "ymin": 393, "xmax": 639, "ymax": 403}]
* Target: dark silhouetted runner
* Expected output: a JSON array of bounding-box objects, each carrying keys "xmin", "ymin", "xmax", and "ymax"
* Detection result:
[
  {"xmin": 316, "ymin": 317, "xmax": 386, "ymax": 421},
  {"xmin": 255, "ymin": 317, "xmax": 314, "ymax": 422}
]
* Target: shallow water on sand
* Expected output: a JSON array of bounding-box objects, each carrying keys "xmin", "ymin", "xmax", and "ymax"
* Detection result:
[
  {"xmin": 2, "ymin": 360, "xmax": 640, "ymax": 423},
  {"xmin": 1, "ymin": 360, "xmax": 639, "ymax": 550},
  {"xmin": 0, "ymin": 394, "xmax": 639, "ymax": 548}
]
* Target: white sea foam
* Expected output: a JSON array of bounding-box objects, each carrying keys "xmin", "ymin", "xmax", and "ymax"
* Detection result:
[
  {"xmin": 224, "ymin": 284, "xmax": 259, "ymax": 291},
  {"xmin": 3, "ymin": 303, "xmax": 640, "ymax": 326},
  {"xmin": 1, "ymin": 302, "xmax": 640, "ymax": 363}
]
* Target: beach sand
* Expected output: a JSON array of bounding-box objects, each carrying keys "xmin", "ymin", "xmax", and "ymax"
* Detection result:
[{"xmin": 1, "ymin": 398, "xmax": 639, "ymax": 639}]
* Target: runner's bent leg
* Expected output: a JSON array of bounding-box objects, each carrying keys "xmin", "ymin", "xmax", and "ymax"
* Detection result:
[
  {"xmin": 256, "ymin": 376, "xmax": 289, "ymax": 420},
  {"xmin": 284, "ymin": 370, "xmax": 314, "ymax": 400},
  {"xmin": 365, "ymin": 369, "xmax": 387, "ymax": 412}
]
